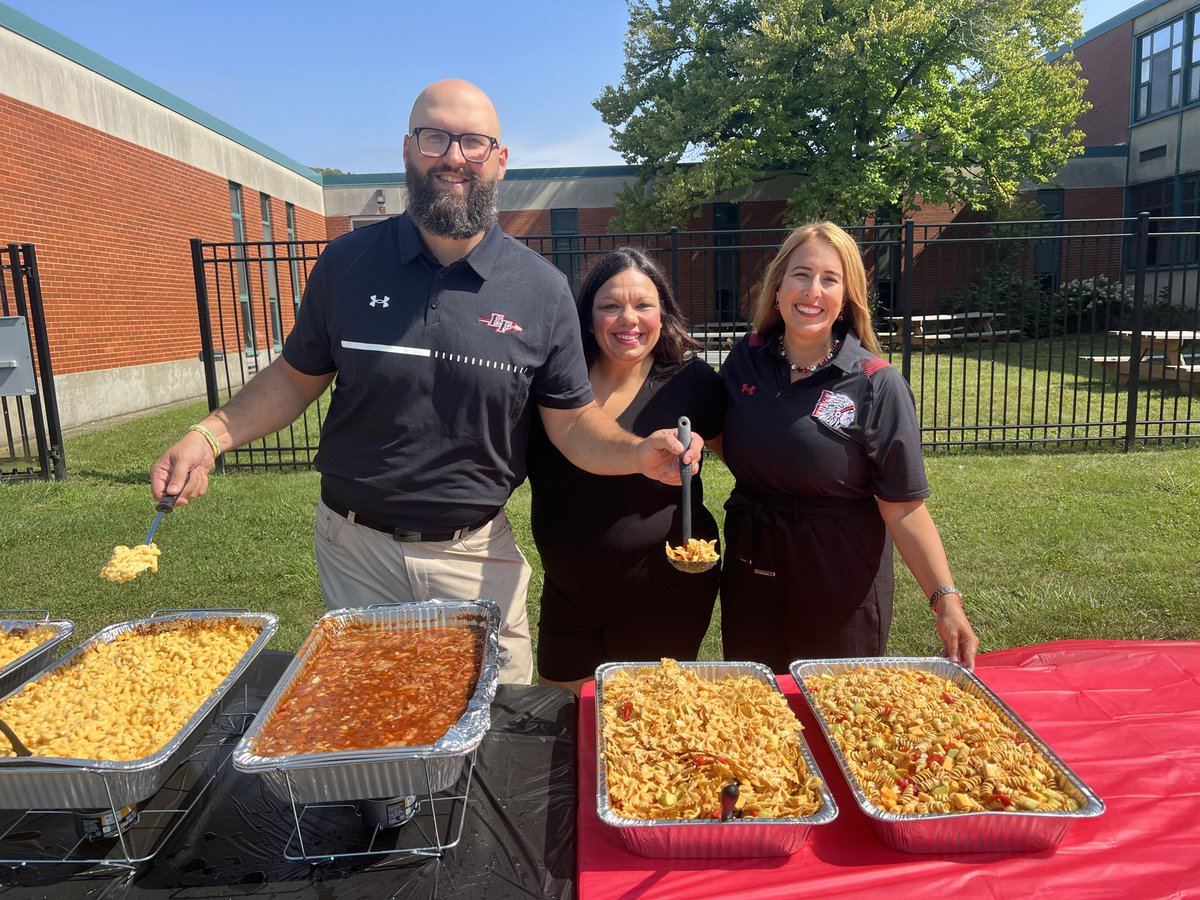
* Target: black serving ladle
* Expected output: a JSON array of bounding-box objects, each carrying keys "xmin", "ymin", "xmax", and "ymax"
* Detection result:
[
  {"xmin": 144, "ymin": 472, "xmax": 190, "ymax": 545},
  {"xmin": 666, "ymin": 416, "xmax": 717, "ymax": 574},
  {"xmin": 0, "ymin": 719, "xmax": 32, "ymax": 757}
]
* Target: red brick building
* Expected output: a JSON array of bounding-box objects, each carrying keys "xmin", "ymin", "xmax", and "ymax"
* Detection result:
[{"xmin": 2, "ymin": 1, "xmax": 1194, "ymax": 428}]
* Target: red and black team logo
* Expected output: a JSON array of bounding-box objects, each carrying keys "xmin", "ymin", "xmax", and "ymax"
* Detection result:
[
  {"xmin": 478, "ymin": 312, "xmax": 524, "ymax": 334},
  {"xmin": 740, "ymin": 383, "xmax": 757, "ymax": 395},
  {"xmin": 812, "ymin": 389, "xmax": 856, "ymax": 429}
]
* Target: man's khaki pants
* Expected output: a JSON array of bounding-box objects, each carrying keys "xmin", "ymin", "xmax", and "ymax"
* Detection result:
[{"xmin": 313, "ymin": 498, "xmax": 533, "ymax": 685}]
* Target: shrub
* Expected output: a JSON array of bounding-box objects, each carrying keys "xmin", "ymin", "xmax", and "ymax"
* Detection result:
[
  {"xmin": 943, "ymin": 271, "xmax": 1048, "ymax": 338},
  {"xmin": 1056, "ymin": 275, "xmax": 1134, "ymax": 334}
]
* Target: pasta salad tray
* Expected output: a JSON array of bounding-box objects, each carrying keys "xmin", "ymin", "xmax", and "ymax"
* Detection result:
[
  {"xmin": 0, "ymin": 609, "xmax": 277, "ymax": 810},
  {"xmin": 595, "ymin": 660, "xmax": 837, "ymax": 858},
  {"xmin": 791, "ymin": 657, "xmax": 1104, "ymax": 853}
]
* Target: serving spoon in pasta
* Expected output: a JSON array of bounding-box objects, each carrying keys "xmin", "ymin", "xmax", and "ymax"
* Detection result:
[
  {"xmin": 665, "ymin": 416, "xmax": 719, "ymax": 574},
  {"xmin": 100, "ymin": 474, "xmax": 188, "ymax": 584},
  {"xmin": 0, "ymin": 718, "xmax": 32, "ymax": 757}
]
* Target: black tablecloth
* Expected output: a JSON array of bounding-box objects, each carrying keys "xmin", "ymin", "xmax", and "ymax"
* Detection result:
[{"xmin": 0, "ymin": 651, "xmax": 577, "ymax": 898}]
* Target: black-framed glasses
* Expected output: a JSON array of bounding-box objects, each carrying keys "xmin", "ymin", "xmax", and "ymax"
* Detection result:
[{"xmin": 409, "ymin": 127, "xmax": 499, "ymax": 163}]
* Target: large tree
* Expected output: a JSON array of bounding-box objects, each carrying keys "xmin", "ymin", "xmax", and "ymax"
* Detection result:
[{"xmin": 595, "ymin": 0, "xmax": 1090, "ymax": 227}]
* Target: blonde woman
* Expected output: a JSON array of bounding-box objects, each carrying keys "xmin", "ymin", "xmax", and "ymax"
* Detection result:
[{"xmin": 710, "ymin": 222, "xmax": 978, "ymax": 672}]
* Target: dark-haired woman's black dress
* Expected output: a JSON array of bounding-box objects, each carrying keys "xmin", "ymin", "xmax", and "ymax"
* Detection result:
[{"xmin": 527, "ymin": 357, "xmax": 726, "ymax": 681}]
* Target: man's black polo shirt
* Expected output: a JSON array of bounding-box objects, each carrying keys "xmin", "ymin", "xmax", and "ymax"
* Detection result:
[{"xmin": 283, "ymin": 213, "xmax": 593, "ymax": 531}]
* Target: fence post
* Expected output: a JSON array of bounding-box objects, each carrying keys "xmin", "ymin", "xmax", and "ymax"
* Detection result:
[
  {"xmin": 669, "ymin": 227, "xmax": 680, "ymax": 303},
  {"xmin": 901, "ymin": 219, "xmax": 914, "ymax": 383},
  {"xmin": 190, "ymin": 238, "xmax": 225, "ymax": 475},
  {"xmin": 1122, "ymin": 213, "xmax": 1149, "ymax": 453},
  {"xmin": 15, "ymin": 244, "xmax": 66, "ymax": 481}
]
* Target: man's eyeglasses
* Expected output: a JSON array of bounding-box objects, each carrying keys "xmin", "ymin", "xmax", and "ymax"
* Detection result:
[{"xmin": 409, "ymin": 127, "xmax": 499, "ymax": 163}]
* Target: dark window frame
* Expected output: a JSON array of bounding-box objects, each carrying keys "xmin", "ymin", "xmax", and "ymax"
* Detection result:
[
  {"xmin": 229, "ymin": 182, "xmax": 255, "ymax": 354},
  {"xmin": 550, "ymin": 208, "xmax": 580, "ymax": 291}
]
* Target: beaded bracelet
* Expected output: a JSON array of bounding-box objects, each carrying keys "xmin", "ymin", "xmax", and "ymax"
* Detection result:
[
  {"xmin": 187, "ymin": 423, "xmax": 221, "ymax": 458},
  {"xmin": 928, "ymin": 585, "xmax": 963, "ymax": 611}
]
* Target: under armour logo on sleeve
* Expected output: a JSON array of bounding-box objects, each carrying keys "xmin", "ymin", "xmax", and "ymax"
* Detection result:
[{"xmin": 369, "ymin": 294, "xmax": 390, "ymax": 308}]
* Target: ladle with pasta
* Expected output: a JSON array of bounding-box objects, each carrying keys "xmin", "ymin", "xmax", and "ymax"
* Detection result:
[
  {"xmin": 100, "ymin": 474, "xmax": 188, "ymax": 584},
  {"xmin": 665, "ymin": 416, "xmax": 719, "ymax": 574}
]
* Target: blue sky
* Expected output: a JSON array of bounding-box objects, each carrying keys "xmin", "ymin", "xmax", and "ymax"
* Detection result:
[{"xmin": 7, "ymin": 0, "xmax": 1138, "ymax": 174}]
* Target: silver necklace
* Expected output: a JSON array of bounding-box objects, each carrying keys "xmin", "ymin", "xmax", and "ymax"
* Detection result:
[{"xmin": 779, "ymin": 335, "xmax": 840, "ymax": 375}]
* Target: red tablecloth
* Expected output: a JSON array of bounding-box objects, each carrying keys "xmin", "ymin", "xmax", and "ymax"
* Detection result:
[{"xmin": 577, "ymin": 641, "xmax": 1200, "ymax": 899}]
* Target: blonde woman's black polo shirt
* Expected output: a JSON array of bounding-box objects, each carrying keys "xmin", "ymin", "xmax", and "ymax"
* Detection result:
[
  {"xmin": 283, "ymin": 213, "xmax": 593, "ymax": 531},
  {"xmin": 719, "ymin": 326, "xmax": 929, "ymax": 503}
]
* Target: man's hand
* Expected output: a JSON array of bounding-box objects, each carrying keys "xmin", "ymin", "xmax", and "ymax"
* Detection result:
[
  {"xmin": 148, "ymin": 359, "xmax": 333, "ymax": 507},
  {"xmin": 150, "ymin": 430, "xmax": 215, "ymax": 507},
  {"xmin": 636, "ymin": 429, "xmax": 704, "ymax": 484}
]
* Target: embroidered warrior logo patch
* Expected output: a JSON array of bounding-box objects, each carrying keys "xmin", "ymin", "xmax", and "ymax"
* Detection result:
[{"xmin": 812, "ymin": 389, "xmax": 856, "ymax": 429}]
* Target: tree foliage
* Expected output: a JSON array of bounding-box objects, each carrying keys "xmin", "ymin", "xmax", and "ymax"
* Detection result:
[{"xmin": 595, "ymin": 0, "xmax": 1091, "ymax": 228}]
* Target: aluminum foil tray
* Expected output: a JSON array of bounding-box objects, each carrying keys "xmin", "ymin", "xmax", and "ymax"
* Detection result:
[
  {"xmin": 595, "ymin": 661, "xmax": 838, "ymax": 858},
  {"xmin": 0, "ymin": 612, "xmax": 74, "ymax": 698},
  {"xmin": 0, "ymin": 609, "xmax": 278, "ymax": 811},
  {"xmin": 790, "ymin": 657, "xmax": 1105, "ymax": 853},
  {"xmin": 232, "ymin": 599, "xmax": 501, "ymax": 806}
]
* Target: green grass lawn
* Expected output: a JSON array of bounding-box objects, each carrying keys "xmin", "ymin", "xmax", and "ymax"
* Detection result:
[{"xmin": 1, "ymin": 397, "xmax": 1197, "ymax": 661}]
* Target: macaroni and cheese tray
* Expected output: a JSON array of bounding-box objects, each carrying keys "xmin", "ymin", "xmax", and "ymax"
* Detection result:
[
  {"xmin": 232, "ymin": 599, "xmax": 501, "ymax": 805},
  {"xmin": 791, "ymin": 658, "xmax": 1105, "ymax": 853},
  {"xmin": 595, "ymin": 660, "xmax": 838, "ymax": 859},
  {"xmin": 0, "ymin": 610, "xmax": 278, "ymax": 811},
  {"xmin": 0, "ymin": 612, "xmax": 74, "ymax": 698}
]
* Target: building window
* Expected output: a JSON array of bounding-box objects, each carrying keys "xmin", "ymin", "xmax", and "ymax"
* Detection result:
[
  {"xmin": 1190, "ymin": 11, "xmax": 1200, "ymax": 102},
  {"xmin": 285, "ymin": 202, "xmax": 301, "ymax": 312},
  {"xmin": 1035, "ymin": 189, "xmax": 1064, "ymax": 293},
  {"xmin": 1136, "ymin": 18, "xmax": 1185, "ymax": 119},
  {"xmin": 260, "ymin": 194, "xmax": 283, "ymax": 351},
  {"xmin": 1129, "ymin": 179, "xmax": 1173, "ymax": 266},
  {"xmin": 229, "ymin": 183, "xmax": 255, "ymax": 355},
  {"xmin": 550, "ymin": 208, "xmax": 579, "ymax": 290},
  {"xmin": 712, "ymin": 203, "xmax": 740, "ymax": 323},
  {"xmin": 1181, "ymin": 174, "xmax": 1200, "ymax": 264}
]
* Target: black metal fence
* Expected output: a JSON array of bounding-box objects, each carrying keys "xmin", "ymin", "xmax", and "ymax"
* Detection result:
[
  {"xmin": 191, "ymin": 214, "xmax": 1199, "ymax": 468},
  {"xmin": 0, "ymin": 243, "xmax": 65, "ymax": 482}
]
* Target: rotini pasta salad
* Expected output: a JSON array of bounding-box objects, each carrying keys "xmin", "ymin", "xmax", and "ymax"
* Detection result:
[
  {"xmin": 803, "ymin": 666, "xmax": 1079, "ymax": 815},
  {"xmin": 601, "ymin": 659, "xmax": 824, "ymax": 821}
]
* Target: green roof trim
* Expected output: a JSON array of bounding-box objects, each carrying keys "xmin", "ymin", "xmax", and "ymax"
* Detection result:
[
  {"xmin": 1049, "ymin": 0, "xmax": 1165, "ymax": 60},
  {"xmin": 0, "ymin": 2, "xmax": 322, "ymax": 185},
  {"xmin": 323, "ymin": 173, "xmax": 408, "ymax": 185},
  {"xmin": 323, "ymin": 165, "xmax": 641, "ymax": 187},
  {"xmin": 503, "ymin": 165, "xmax": 640, "ymax": 181}
]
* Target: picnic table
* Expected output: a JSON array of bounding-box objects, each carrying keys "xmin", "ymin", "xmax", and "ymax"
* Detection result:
[
  {"xmin": 1082, "ymin": 330, "xmax": 1199, "ymax": 389},
  {"xmin": 883, "ymin": 311, "xmax": 1021, "ymax": 347},
  {"xmin": 688, "ymin": 322, "xmax": 748, "ymax": 350}
]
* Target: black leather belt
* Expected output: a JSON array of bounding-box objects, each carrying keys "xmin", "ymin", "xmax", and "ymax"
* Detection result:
[{"xmin": 321, "ymin": 490, "xmax": 498, "ymax": 543}]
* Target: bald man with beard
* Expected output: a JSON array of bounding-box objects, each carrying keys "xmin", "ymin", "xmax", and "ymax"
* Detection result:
[{"xmin": 152, "ymin": 79, "xmax": 701, "ymax": 685}]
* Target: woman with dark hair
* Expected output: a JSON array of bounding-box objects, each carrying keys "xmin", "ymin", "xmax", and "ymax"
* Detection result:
[
  {"xmin": 713, "ymin": 222, "xmax": 978, "ymax": 674},
  {"xmin": 527, "ymin": 248, "xmax": 726, "ymax": 693}
]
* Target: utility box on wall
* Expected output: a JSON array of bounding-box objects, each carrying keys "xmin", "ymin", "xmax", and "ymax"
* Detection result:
[{"xmin": 0, "ymin": 316, "xmax": 38, "ymax": 396}]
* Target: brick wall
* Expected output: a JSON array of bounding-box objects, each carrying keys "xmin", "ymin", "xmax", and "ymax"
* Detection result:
[
  {"xmin": 0, "ymin": 94, "xmax": 325, "ymax": 379},
  {"xmin": 325, "ymin": 215, "xmax": 350, "ymax": 240},
  {"xmin": 1073, "ymin": 24, "xmax": 1133, "ymax": 146}
]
